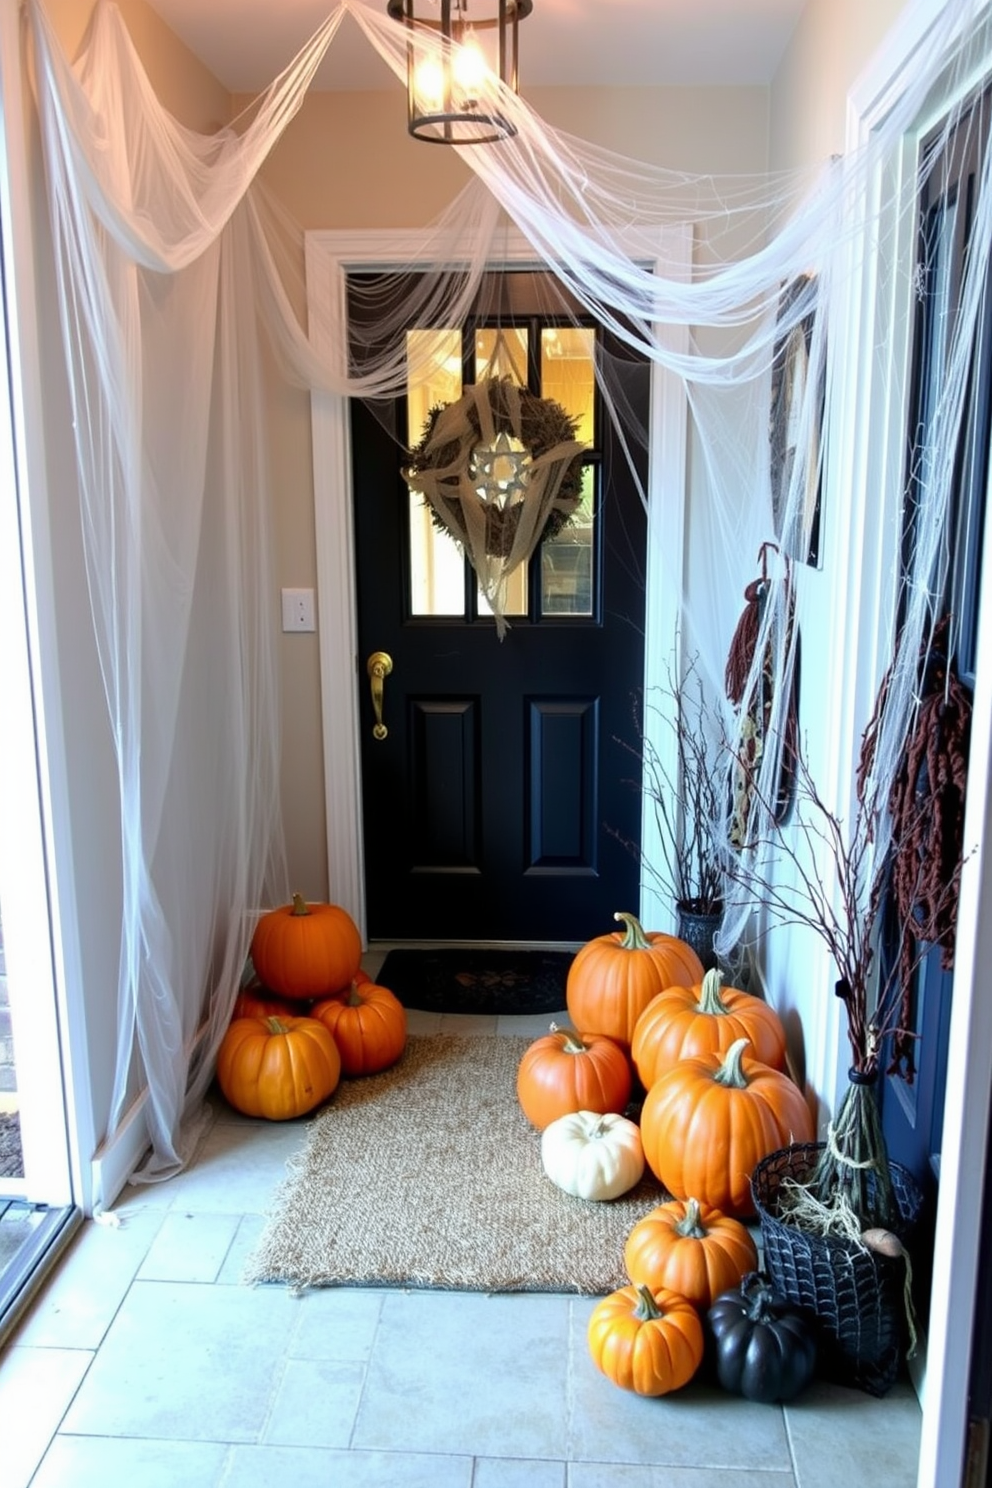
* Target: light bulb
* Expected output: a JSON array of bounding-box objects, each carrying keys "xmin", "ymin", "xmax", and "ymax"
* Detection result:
[
  {"xmin": 413, "ymin": 55, "xmax": 445, "ymax": 111},
  {"xmin": 453, "ymin": 32, "xmax": 486, "ymax": 100}
]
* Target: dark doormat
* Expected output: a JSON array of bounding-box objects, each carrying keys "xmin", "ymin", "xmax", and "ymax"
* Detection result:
[{"xmin": 375, "ymin": 948, "xmax": 573, "ymax": 1016}]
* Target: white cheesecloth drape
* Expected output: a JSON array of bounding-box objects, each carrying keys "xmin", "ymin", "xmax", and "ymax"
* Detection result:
[{"xmin": 24, "ymin": 0, "xmax": 992, "ymax": 1177}]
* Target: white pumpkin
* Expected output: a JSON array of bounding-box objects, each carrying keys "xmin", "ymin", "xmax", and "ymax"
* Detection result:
[{"xmin": 540, "ymin": 1109, "xmax": 645, "ymax": 1201}]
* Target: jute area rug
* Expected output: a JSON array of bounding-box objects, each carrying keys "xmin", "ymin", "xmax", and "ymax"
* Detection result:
[{"xmin": 243, "ymin": 1034, "xmax": 667, "ymax": 1294}]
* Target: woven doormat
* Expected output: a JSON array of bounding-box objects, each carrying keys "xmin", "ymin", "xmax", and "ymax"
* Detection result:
[
  {"xmin": 375, "ymin": 947, "xmax": 572, "ymax": 1015},
  {"xmin": 243, "ymin": 1034, "xmax": 666, "ymax": 1294}
]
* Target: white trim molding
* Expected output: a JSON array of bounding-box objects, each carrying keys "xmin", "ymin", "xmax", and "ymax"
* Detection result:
[
  {"xmin": 844, "ymin": 4, "xmax": 992, "ymax": 1483},
  {"xmin": 304, "ymin": 226, "xmax": 692, "ymax": 945}
]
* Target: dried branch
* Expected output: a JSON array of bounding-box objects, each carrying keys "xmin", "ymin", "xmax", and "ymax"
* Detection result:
[
  {"xmin": 612, "ymin": 652, "xmax": 729, "ymax": 914},
  {"xmin": 725, "ymin": 740, "xmax": 965, "ymax": 1078}
]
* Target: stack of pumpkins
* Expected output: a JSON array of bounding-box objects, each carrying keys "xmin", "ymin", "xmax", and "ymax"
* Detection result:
[
  {"xmin": 516, "ymin": 910, "xmax": 818, "ymax": 1404},
  {"xmin": 216, "ymin": 894, "xmax": 407, "ymax": 1121}
]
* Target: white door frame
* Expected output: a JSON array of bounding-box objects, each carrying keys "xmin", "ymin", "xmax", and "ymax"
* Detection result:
[
  {"xmin": 305, "ymin": 224, "xmax": 692, "ymax": 943},
  {"xmin": 844, "ymin": 3, "xmax": 992, "ymax": 1482}
]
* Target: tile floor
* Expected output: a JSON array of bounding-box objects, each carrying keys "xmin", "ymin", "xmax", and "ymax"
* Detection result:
[{"xmin": 0, "ymin": 976, "xmax": 922, "ymax": 1488}]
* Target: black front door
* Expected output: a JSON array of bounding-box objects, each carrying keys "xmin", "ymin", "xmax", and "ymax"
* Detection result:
[{"xmin": 350, "ymin": 272, "xmax": 648, "ymax": 942}]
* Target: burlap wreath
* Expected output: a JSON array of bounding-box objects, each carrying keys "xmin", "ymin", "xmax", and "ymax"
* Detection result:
[{"xmin": 404, "ymin": 376, "xmax": 586, "ymax": 559}]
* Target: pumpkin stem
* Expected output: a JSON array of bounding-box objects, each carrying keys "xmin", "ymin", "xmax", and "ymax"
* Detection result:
[
  {"xmin": 549, "ymin": 1021, "xmax": 589, "ymax": 1056},
  {"xmin": 712, "ymin": 1037, "xmax": 751, "ymax": 1089},
  {"xmin": 265, "ymin": 1017, "xmax": 290, "ymax": 1034},
  {"xmin": 290, "ymin": 892, "xmax": 310, "ymax": 917},
  {"xmin": 740, "ymin": 1270, "xmax": 780, "ymax": 1324},
  {"xmin": 614, "ymin": 911, "xmax": 651, "ymax": 951},
  {"xmin": 697, "ymin": 968, "xmax": 730, "ymax": 1015},
  {"xmin": 673, "ymin": 1198, "xmax": 707, "ymax": 1239},
  {"xmin": 346, "ymin": 985, "xmax": 365, "ymax": 1006},
  {"xmin": 632, "ymin": 1284, "xmax": 664, "ymax": 1321}
]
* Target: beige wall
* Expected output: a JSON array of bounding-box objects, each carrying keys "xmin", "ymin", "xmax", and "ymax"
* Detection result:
[{"xmin": 769, "ymin": 0, "xmax": 908, "ymax": 168}]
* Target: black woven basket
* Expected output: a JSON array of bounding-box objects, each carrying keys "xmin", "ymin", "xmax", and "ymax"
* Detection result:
[{"xmin": 751, "ymin": 1142, "xmax": 923, "ymax": 1397}]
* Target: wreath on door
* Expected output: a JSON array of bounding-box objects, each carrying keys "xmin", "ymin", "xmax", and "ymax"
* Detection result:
[{"xmin": 401, "ymin": 377, "xmax": 586, "ymax": 635}]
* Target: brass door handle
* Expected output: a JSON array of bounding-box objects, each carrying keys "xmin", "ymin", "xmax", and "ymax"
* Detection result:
[{"xmin": 366, "ymin": 651, "xmax": 393, "ymax": 740}]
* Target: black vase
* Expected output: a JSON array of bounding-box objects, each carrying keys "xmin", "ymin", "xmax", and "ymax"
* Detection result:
[{"xmin": 676, "ymin": 903, "xmax": 723, "ymax": 971}]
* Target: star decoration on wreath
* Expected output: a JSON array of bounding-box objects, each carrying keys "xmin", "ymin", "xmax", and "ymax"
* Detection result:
[
  {"xmin": 470, "ymin": 431, "xmax": 532, "ymax": 510},
  {"xmin": 402, "ymin": 376, "xmax": 586, "ymax": 563}
]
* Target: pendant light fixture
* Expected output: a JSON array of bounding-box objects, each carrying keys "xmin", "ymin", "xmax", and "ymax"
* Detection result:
[{"xmin": 387, "ymin": 0, "xmax": 532, "ymax": 145}]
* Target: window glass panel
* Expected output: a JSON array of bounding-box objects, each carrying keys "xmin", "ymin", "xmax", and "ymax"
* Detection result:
[
  {"xmin": 541, "ymin": 464, "xmax": 595, "ymax": 616},
  {"xmin": 406, "ymin": 328, "xmax": 465, "ymax": 616},
  {"xmin": 478, "ymin": 563, "xmax": 528, "ymax": 620},
  {"xmin": 475, "ymin": 327, "xmax": 528, "ymax": 384},
  {"xmin": 541, "ymin": 327, "xmax": 596, "ymax": 445},
  {"xmin": 407, "ymin": 327, "xmax": 462, "ymax": 444},
  {"xmin": 474, "ymin": 327, "xmax": 530, "ymax": 606}
]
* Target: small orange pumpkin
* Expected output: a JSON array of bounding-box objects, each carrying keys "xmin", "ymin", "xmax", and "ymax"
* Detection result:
[
  {"xmin": 631, "ymin": 967, "xmax": 788, "ymax": 1088},
  {"xmin": 566, "ymin": 911, "xmax": 704, "ymax": 1049},
  {"xmin": 639, "ymin": 1037, "xmax": 814, "ymax": 1217},
  {"xmin": 250, "ymin": 894, "xmax": 362, "ymax": 1000},
  {"xmin": 516, "ymin": 1023, "xmax": 632, "ymax": 1131},
  {"xmin": 623, "ymin": 1196, "xmax": 758, "ymax": 1311},
  {"xmin": 216, "ymin": 1015, "xmax": 342, "ymax": 1120},
  {"xmin": 310, "ymin": 979, "xmax": 407, "ymax": 1077},
  {"xmin": 587, "ymin": 1283, "xmax": 704, "ymax": 1396}
]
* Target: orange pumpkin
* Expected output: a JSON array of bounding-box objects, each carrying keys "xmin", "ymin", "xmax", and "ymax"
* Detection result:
[
  {"xmin": 587, "ymin": 1283, "xmax": 704, "ymax": 1396},
  {"xmin": 631, "ymin": 967, "xmax": 787, "ymax": 1088},
  {"xmin": 516, "ymin": 1023, "xmax": 632, "ymax": 1131},
  {"xmin": 310, "ymin": 979, "xmax": 407, "ymax": 1076},
  {"xmin": 231, "ymin": 981, "xmax": 298, "ymax": 1022},
  {"xmin": 250, "ymin": 894, "xmax": 362, "ymax": 1000},
  {"xmin": 623, "ymin": 1196, "xmax": 758, "ymax": 1311},
  {"xmin": 216, "ymin": 1015, "xmax": 342, "ymax": 1120},
  {"xmin": 566, "ymin": 911, "xmax": 704, "ymax": 1049},
  {"xmin": 639, "ymin": 1037, "xmax": 814, "ymax": 1217}
]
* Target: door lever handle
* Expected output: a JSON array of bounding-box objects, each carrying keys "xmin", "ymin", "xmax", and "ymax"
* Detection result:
[{"xmin": 366, "ymin": 651, "xmax": 393, "ymax": 740}]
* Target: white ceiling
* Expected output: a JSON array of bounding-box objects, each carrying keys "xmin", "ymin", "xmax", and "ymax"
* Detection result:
[{"xmin": 144, "ymin": 0, "xmax": 808, "ymax": 95}]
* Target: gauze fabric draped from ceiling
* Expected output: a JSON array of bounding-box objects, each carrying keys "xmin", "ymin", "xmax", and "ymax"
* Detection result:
[{"xmin": 23, "ymin": 0, "xmax": 992, "ymax": 1178}]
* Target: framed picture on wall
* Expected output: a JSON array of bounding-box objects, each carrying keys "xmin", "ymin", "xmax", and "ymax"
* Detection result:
[{"xmin": 769, "ymin": 273, "xmax": 824, "ymax": 568}]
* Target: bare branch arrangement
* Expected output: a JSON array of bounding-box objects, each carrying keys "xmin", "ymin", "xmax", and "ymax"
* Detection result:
[
  {"xmin": 726, "ymin": 739, "xmax": 965, "ymax": 1230},
  {"xmin": 614, "ymin": 651, "xmax": 729, "ymax": 917}
]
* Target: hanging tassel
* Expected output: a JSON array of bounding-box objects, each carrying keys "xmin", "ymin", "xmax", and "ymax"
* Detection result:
[{"xmin": 725, "ymin": 542, "xmax": 799, "ymax": 845}]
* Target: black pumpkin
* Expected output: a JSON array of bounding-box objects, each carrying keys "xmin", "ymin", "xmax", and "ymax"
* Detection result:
[{"xmin": 707, "ymin": 1271, "xmax": 818, "ymax": 1403}]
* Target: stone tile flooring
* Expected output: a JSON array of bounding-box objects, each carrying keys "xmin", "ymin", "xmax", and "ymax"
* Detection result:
[{"xmin": 0, "ymin": 983, "xmax": 922, "ymax": 1488}]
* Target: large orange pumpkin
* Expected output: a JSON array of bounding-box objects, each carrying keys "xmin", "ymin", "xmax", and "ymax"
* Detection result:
[
  {"xmin": 566, "ymin": 911, "xmax": 704, "ymax": 1049},
  {"xmin": 587, "ymin": 1283, "xmax": 704, "ymax": 1396},
  {"xmin": 310, "ymin": 979, "xmax": 407, "ymax": 1076},
  {"xmin": 250, "ymin": 894, "xmax": 362, "ymax": 1000},
  {"xmin": 216, "ymin": 1015, "xmax": 342, "ymax": 1120},
  {"xmin": 516, "ymin": 1023, "xmax": 632, "ymax": 1131},
  {"xmin": 631, "ymin": 967, "xmax": 787, "ymax": 1088},
  {"xmin": 639, "ymin": 1037, "xmax": 814, "ymax": 1217},
  {"xmin": 623, "ymin": 1196, "xmax": 758, "ymax": 1311}
]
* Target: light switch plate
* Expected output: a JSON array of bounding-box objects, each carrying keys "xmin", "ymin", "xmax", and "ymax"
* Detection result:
[{"xmin": 281, "ymin": 587, "xmax": 315, "ymax": 632}]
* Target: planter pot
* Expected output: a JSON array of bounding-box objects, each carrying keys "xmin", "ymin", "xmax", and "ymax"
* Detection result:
[
  {"xmin": 750, "ymin": 1142, "xmax": 923, "ymax": 1397},
  {"xmin": 676, "ymin": 904, "xmax": 722, "ymax": 971}
]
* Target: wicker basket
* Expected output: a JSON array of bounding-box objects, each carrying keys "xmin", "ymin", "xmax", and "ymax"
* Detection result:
[{"xmin": 751, "ymin": 1142, "xmax": 923, "ymax": 1397}]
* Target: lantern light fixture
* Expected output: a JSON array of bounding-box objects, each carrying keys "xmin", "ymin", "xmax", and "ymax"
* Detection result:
[{"xmin": 386, "ymin": 0, "xmax": 533, "ymax": 145}]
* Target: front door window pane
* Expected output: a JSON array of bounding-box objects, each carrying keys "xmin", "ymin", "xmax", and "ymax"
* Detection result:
[
  {"xmin": 541, "ymin": 327, "xmax": 596, "ymax": 444},
  {"xmin": 541, "ymin": 464, "xmax": 595, "ymax": 616},
  {"xmin": 475, "ymin": 327, "xmax": 528, "ymax": 384},
  {"xmin": 541, "ymin": 329, "xmax": 596, "ymax": 617},
  {"xmin": 407, "ymin": 328, "xmax": 465, "ymax": 616}
]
